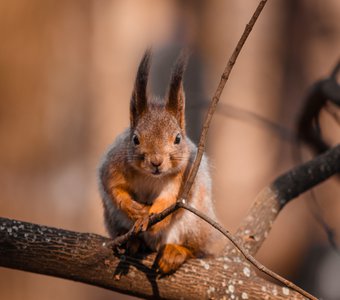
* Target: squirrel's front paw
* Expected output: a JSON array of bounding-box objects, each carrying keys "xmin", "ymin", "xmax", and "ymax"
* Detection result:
[
  {"xmin": 155, "ymin": 244, "xmax": 192, "ymax": 274},
  {"xmin": 125, "ymin": 201, "xmax": 149, "ymax": 221},
  {"xmin": 133, "ymin": 216, "xmax": 149, "ymax": 233}
]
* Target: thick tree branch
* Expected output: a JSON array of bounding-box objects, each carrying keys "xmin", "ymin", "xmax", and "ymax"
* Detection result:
[
  {"xmin": 235, "ymin": 144, "xmax": 340, "ymax": 255},
  {"xmin": 3, "ymin": 145, "xmax": 339, "ymax": 299},
  {"xmin": 0, "ymin": 217, "xmax": 304, "ymax": 299},
  {"xmin": 2, "ymin": 144, "xmax": 339, "ymax": 299}
]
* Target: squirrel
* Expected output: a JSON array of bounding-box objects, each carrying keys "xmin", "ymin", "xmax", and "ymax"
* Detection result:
[{"xmin": 98, "ymin": 50, "xmax": 222, "ymax": 274}]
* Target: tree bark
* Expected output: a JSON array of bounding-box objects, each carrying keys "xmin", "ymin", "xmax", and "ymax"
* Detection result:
[{"xmin": 0, "ymin": 217, "xmax": 302, "ymax": 299}]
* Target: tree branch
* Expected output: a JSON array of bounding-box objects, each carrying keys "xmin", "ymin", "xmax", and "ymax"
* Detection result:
[
  {"xmin": 0, "ymin": 217, "xmax": 304, "ymax": 299},
  {"xmin": 178, "ymin": 202, "xmax": 316, "ymax": 300},
  {"xmin": 2, "ymin": 1, "xmax": 337, "ymax": 298},
  {"xmin": 2, "ymin": 144, "xmax": 339, "ymax": 298},
  {"xmin": 235, "ymin": 144, "xmax": 340, "ymax": 255}
]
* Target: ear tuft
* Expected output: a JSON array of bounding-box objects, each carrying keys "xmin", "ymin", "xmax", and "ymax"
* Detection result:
[
  {"xmin": 166, "ymin": 49, "xmax": 189, "ymax": 130},
  {"xmin": 130, "ymin": 49, "xmax": 152, "ymax": 128}
]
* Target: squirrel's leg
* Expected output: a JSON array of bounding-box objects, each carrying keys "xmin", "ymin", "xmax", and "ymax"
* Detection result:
[
  {"xmin": 155, "ymin": 244, "xmax": 193, "ymax": 274},
  {"xmin": 107, "ymin": 186, "xmax": 150, "ymax": 253}
]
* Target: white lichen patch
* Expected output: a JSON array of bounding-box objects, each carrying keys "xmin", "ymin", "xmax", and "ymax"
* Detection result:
[
  {"xmin": 272, "ymin": 288, "xmax": 278, "ymax": 296},
  {"xmin": 233, "ymin": 256, "xmax": 241, "ymax": 263},
  {"xmin": 243, "ymin": 267, "xmax": 251, "ymax": 277},
  {"xmin": 207, "ymin": 286, "xmax": 215, "ymax": 296},
  {"xmin": 241, "ymin": 292, "xmax": 249, "ymax": 299},
  {"xmin": 223, "ymin": 264, "xmax": 228, "ymax": 270},
  {"xmin": 102, "ymin": 242, "xmax": 107, "ymax": 247},
  {"xmin": 238, "ymin": 280, "xmax": 243, "ymax": 284},
  {"xmin": 228, "ymin": 285, "xmax": 235, "ymax": 293},
  {"xmin": 282, "ymin": 287, "xmax": 290, "ymax": 295},
  {"xmin": 200, "ymin": 260, "xmax": 210, "ymax": 270},
  {"xmin": 221, "ymin": 281, "xmax": 226, "ymax": 287},
  {"xmin": 261, "ymin": 286, "xmax": 267, "ymax": 292}
]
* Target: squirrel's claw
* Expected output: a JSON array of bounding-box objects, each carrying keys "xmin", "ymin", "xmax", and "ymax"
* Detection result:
[{"xmin": 133, "ymin": 216, "xmax": 149, "ymax": 233}]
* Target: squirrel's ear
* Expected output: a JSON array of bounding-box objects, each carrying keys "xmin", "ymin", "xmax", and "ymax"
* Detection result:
[
  {"xmin": 166, "ymin": 50, "xmax": 189, "ymax": 130},
  {"xmin": 130, "ymin": 49, "xmax": 151, "ymax": 128}
]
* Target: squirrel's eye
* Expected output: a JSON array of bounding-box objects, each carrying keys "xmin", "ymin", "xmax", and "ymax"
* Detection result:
[
  {"xmin": 174, "ymin": 133, "xmax": 181, "ymax": 144},
  {"xmin": 132, "ymin": 134, "xmax": 140, "ymax": 145}
]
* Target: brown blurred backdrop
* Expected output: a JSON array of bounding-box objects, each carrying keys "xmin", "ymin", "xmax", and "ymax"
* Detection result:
[{"xmin": 1, "ymin": 1, "xmax": 340, "ymax": 299}]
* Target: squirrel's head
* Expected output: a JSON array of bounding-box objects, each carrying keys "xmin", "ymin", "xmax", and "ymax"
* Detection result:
[{"xmin": 128, "ymin": 50, "xmax": 190, "ymax": 178}]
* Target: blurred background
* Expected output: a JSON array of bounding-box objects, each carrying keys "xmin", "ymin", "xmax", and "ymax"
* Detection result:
[{"xmin": 0, "ymin": 0, "xmax": 340, "ymax": 299}]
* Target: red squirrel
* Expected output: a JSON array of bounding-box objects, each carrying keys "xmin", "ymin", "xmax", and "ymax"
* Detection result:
[{"xmin": 98, "ymin": 50, "xmax": 222, "ymax": 274}]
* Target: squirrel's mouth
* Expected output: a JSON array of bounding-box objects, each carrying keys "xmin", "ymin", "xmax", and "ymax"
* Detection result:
[{"xmin": 152, "ymin": 169, "xmax": 161, "ymax": 175}]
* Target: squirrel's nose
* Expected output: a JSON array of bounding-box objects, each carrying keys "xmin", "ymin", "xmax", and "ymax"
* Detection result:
[{"xmin": 150, "ymin": 156, "xmax": 163, "ymax": 168}]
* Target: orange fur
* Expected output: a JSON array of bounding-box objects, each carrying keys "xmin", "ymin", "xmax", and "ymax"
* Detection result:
[
  {"xmin": 112, "ymin": 187, "xmax": 149, "ymax": 221},
  {"xmin": 148, "ymin": 197, "xmax": 176, "ymax": 233},
  {"xmin": 156, "ymin": 244, "xmax": 193, "ymax": 274}
]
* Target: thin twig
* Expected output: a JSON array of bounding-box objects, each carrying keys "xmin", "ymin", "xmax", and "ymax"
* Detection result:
[
  {"xmin": 109, "ymin": 0, "xmax": 268, "ymax": 248},
  {"xmin": 181, "ymin": 0, "xmax": 268, "ymax": 199},
  {"xmin": 107, "ymin": 203, "xmax": 178, "ymax": 248},
  {"xmin": 177, "ymin": 200, "xmax": 318, "ymax": 300}
]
